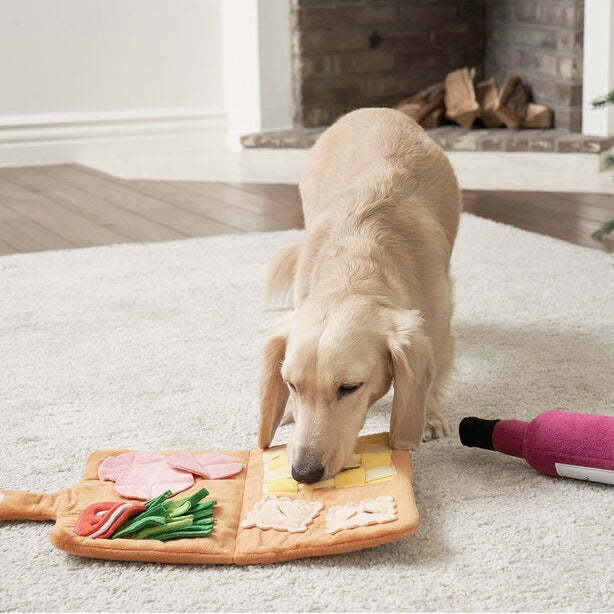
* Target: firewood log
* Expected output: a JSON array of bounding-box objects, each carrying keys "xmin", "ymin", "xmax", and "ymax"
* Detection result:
[
  {"xmin": 444, "ymin": 67, "xmax": 480, "ymax": 129},
  {"xmin": 495, "ymin": 76, "xmax": 531, "ymax": 128},
  {"xmin": 475, "ymin": 78, "xmax": 503, "ymax": 128},
  {"xmin": 523, "ymin": 103, "xmax": 554, "ymax": 128},
  {"xmin": 394, "ymin": 82, "xmax": 445, "ymax": 124},
  {"xmin": 420, "ymin": 106, "xmax": 445, "ymax": 128}
]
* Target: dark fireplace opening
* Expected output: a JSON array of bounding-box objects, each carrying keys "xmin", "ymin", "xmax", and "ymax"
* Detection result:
[{"xmin": 291, "ymin": 0, "xmax": 583, "ymax": 131}]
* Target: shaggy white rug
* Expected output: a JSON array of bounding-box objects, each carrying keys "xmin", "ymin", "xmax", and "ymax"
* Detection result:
[{"xmin": 0, "ymin": 214, "xmax": 612, "ymax": 612}]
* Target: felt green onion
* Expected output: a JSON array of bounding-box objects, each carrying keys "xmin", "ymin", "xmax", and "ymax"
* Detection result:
[
  {"xmin": 111, "ymin": 515, "xmax": 167, "ymax": 539},
  {"xmin": 155, "ymin": 527, "xmax": 213, "ymax": 540},
  {"xmin": 110, "ymin": 485, "xmax": 217, "ymax": 540},
  {"xmin": 132, "ymin": 517, "xmax": 193, "ymax": 540},
  {"xmin": 145, "ymin": 491, "xmax": 172, "ymax": 508}
]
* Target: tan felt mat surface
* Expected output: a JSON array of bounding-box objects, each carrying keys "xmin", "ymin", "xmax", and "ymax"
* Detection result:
[{"xmin": 0, "ymin": 440, "xmax": 418, "ymax": 565}]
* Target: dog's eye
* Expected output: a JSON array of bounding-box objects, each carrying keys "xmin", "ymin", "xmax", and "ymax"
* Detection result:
[
  {"xmin": 287, "ymin": 382, "xmax": 297, "ymax": 392},
  {"xmin": 338, "ymin": 383, "xmax": 363, "ymax": 396}
]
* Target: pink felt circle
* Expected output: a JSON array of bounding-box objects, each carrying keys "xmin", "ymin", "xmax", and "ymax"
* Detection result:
[
  {"xmin": 98, "ymin": 451, "xmax": 167, "ymax": 482},
  {"xmin": 113, "ymin": 460, "xmax": 195, "ymax": 500},
  {"xmin": 166, "ymin": 452, "xmax": 243, "ymax": 479}
]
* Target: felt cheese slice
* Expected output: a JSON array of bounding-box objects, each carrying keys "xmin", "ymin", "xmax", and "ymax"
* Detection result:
[
  {"xmin": 365, "ymin": 466, "xmax": 396, "ymax": 483},
  {"xmin": 334, "ymin": 466, "xmax": 366, "ymax": 488},
  {"xmin": 298, "ymin": 478, "xmax": 335, "ymax": 492},
  {"xmin": 265, "ymin": 477, "xmax": 299, "ymax": 494},
  {"xmin": 342, "ymin": 453, "xmax": 362, "ymax": 469},
  {"xmin": 361, "ymin": 452, "xmax": 392, "ymax": 469},
  {"xmin": 360, "ymin": 432, "xmax": 389, "ymax": 446}
]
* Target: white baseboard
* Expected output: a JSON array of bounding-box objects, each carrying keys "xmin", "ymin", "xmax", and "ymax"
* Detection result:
[{"xmin": 0, "ymin": 107, "xmax": 226, "ymax": 167}]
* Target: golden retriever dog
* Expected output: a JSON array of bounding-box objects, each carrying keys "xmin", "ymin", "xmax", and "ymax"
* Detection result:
[{"xmin": 259, "ymin": 108, "xmax": 461, "ymax": 484}]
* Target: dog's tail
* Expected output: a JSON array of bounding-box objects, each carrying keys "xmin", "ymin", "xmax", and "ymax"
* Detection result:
[{"xmin": 266, "ymin": 241, "xmax": 301, "ymax": 307}]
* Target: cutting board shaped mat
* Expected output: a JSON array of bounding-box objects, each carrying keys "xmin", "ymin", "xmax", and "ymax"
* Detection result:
[{"xmin": 0, "ymin": 433, "xmax": 419, "ymax": 564}]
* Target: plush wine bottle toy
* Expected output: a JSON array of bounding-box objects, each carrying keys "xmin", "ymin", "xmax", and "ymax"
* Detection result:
[{"xmin": 459, "ymin": 410, "xmax": 614, "ymax": 486}]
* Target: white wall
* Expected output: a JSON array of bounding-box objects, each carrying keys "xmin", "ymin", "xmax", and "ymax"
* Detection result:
[
  {"xmin": 0, "ymin": 0, "xmax": 225, "ymax": 165},
  {"xmin": 221, "ymin": 0, "xmax": 293, "ymax": 150},
  {"xmin": 582, "ymin": 0, "xmax": 614, "ymax": 136}
]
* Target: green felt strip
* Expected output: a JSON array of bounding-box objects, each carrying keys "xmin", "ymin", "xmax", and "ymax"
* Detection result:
[
  {"xmin": 154, "ymin": 527, "xmax": 213, "ymax": 541},
  {"xmin": 192, "ymin": 509, "xmax": 213, "ymax": 521},
  {"xmin": 111, "ymin": 515, "xmax": 167, "ymax": 539},
  {"xmin": 110, "ymin": 501, "xmax": 169, "ymax": 538},
  {"xmin": 185, "ymin": 487, "xmax": 209, "ymax": 508},
  {"xmin": 132, "ymin": 517, "xmax": 193, "ymax": 540},
  {"xmin": 145, "ymin": 491, "xmax": 171, "ymax": 508},
  {"xmin": 168, "ymin": 500, "xmax": 191, "ymax": 518},
  {"xmin": 190, "ymin": 500, "xmax": 216, "ymax": 514}
]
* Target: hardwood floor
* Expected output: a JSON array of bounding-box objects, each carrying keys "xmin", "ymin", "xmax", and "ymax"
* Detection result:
[{"xmin": 0, "ymin": 164, "xmax": 611, "ymax": 256}]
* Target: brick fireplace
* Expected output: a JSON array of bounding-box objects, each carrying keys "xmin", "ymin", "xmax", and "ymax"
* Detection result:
[
  {"xmin": 241, "ymin": 0, "xmax": 614, "ymax": 153},
  {"xmin": 291, "ymin": 0, "xmax": 583, "ymax": 131}
]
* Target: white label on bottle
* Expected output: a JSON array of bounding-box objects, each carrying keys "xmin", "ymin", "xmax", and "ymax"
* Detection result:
[{"xmin": 555, "ymin": 463, "xmax": 614, "ymax": 485}]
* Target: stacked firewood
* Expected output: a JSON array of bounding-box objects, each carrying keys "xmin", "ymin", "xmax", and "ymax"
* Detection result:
[{"xmin": 394, "ymin": 67, "xmax": 553, "ymax": 130}]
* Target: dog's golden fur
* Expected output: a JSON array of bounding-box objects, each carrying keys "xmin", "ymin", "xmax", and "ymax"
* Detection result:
[{"xmin": 259, "ymin": 108, "xmax": 461, "ymax": 481}]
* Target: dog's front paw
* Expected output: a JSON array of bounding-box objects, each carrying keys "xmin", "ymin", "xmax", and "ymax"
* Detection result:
[{"xmin": 422, "ymin": 415, "xmax": 450, "ymax": 442}]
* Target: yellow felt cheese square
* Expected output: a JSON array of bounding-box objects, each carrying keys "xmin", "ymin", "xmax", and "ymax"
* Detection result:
[
  {"xmin": 360, "ymin": 443, "xmax": 389, "ymax": 454},
  {"xmin": 361, "ymin": 452, "xmax": 392, "ymax": 468},
  {"xmin": 266, "ymin": 464, "xmax": 292, "ymax": 480},
  {"xmin": 262, "ymin": 447, "xmax": 283, "ymax": 463},
  {"xmin": 267, "ymin": 454, "xmax": 287, "ymax": 471},
  {"xmin": 298, "ymin": 478, "xmax": 335, "ymax": 492},
  {"xmin": 267, "ymin": 478, "xmax": 299, "ymax": 494},
  {"xmin": 342, "ymin": 453, "xmax": 362, "ymax": 469},
  {"xmin": 365, "ymin": 466, "xmax": 396, "ymax": 482},
  {"xmin": 359, "ymin": 432, "xmax": 389, "ymax": 446},
  {"xmin": 367, "ymin": 476, "xmax": 395, "ymax": 484},
  {"xmin": 334, "ymin": 466, "xmax": 365, "ymax": 488}
]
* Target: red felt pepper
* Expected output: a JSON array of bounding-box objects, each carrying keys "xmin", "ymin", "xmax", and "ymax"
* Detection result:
[{"xmin": 74, "ymin": 501, "xmax": 146, "ymax": 539}]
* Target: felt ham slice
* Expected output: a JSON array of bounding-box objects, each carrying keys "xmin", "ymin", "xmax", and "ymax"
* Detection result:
[
  {"xmin": 74, "ymin": 501, "xmax": 146, "ymax": 538},
  {"xmin": 166, "ymin": 452, "xmax": 243, "ymax": 480},
  {"xmin": 114, "ymin": 460, "xmax": 195, "ymax": 500},
  {"xmin": 98, "ymin": 451, "xmax": 166, "ymax": 482}
]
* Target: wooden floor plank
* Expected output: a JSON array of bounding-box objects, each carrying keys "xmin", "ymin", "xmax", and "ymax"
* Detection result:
[
  {"xmin": 462, "ymin": 193, "xmax": 611, "ymax": 251},
  {"xmin": 6, "ymin": 167, "xmax": 187, "ymax": 243},
  {"xmin": 134, "ymin": 180, "xmax": 298, "ymax": 232},
  {"xmin": 192, "ymin": 181, "xmax": 303, "ymax": 225},
  {"xmin": 0, "ymin": 217, "xmax": 75, "ymax": 253},
  {"xmin": 0, "ymin": 163, "xmax": 612, "ymax": 255},
  {"xmin": 0, "ymin": 236, "xmax": 15, "ymax": 255},
  {"xmin": 40, "ymin": 165, "xmax": 239, "ymax": 237},
  {"xmin": 464, "ymin": 190, "xmax": 614, "ymax": 224},
  {"xmin": 0, "ymin": 172, "xmax": 128, "ymax": 247}
]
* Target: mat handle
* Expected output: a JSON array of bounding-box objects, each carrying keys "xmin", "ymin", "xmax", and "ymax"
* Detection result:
[{"xmin": 0, "ymin": 489, "xmax": 60, "ymax": 521}]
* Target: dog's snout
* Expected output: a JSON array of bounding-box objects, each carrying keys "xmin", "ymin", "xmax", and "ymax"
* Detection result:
[{"xmin": 291, "ymin": 460, "xmax": 324, "ymax": 484}]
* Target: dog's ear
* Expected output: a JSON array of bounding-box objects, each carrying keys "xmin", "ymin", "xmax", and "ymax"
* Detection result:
[
  {"xmin": 258, "ymin": 312, "xmax": 293, "ymax": 448},
  {"xmin": 386, "ymin": 309, "xmax": 435, "ymax": 450}
]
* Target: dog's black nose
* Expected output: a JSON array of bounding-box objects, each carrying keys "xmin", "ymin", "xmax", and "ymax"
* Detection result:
[{"xmin": 291, "ymin": 462, "xmax": 325, "ymax": 484}]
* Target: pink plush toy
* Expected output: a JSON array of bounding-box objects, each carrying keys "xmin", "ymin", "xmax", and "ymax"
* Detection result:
[{"xmin": 459, "ymin": 410, "xmax": 614, "ymax": 486}]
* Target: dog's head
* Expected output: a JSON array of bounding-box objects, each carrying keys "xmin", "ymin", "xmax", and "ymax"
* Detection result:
[{"xmin": 258, "ymin": 294, "xmax": 434, "ymax": 483}]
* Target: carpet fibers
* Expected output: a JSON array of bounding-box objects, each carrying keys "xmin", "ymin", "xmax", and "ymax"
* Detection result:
[{"xmin": 0, "ymin": 214, "xmax": 612, "ymax": 612}]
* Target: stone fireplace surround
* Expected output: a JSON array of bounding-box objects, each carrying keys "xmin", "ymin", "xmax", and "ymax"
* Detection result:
[{"xmin": 242, "ymin": 0, "xmax": 614, "ymax": 152}]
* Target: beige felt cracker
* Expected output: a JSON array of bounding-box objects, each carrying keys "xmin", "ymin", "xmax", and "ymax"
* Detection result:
[
  {"xmin": 240, "ymin": 495, "xmax": 323, "ymax": 533},
  {"xmin": 326, "ymin": 496, "xmax": 398, "ymax": 534}
]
